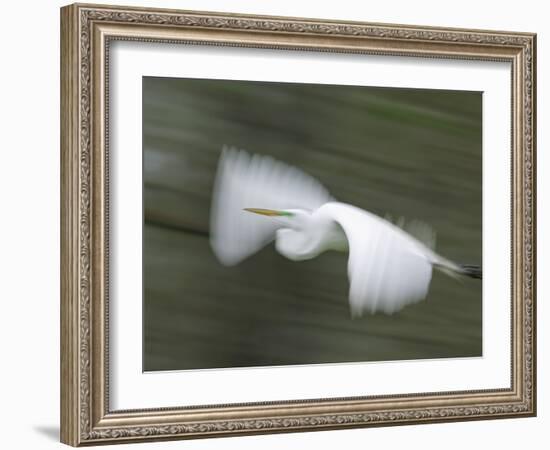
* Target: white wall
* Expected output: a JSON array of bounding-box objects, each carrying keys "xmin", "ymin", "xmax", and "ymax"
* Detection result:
[{"xmin": 0, "ymin": 1, "xmax": 546, "ymax": 448}]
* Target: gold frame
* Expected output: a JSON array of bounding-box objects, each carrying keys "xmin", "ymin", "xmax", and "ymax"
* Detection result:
[{"xmin": 60, "ymin": 2, "xmax": 536, "ymax": 446}]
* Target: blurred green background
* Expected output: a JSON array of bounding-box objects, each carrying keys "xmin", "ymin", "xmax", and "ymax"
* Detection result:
[{"xmin": 143, "ymin": 76, "xmax": 482, "ymax": 372}]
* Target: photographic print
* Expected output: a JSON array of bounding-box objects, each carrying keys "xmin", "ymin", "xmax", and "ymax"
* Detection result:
[
  {"xmin": 142, "ymin": 77, "xmax": 482, "ymax": 372},
  {"xmin": 61, "ymin": 4, "xmax": 535, "ymax": 445}
]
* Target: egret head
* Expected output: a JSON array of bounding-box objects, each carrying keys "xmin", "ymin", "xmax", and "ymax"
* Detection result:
[{"xmin": 243, "ymin": 207, "xmax": 329, "ymax": 261}]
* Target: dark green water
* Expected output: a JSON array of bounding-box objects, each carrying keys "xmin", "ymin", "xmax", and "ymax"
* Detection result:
[{"xmin": 143, "ymin": 76, "xmax": 482, "ymax": 371}]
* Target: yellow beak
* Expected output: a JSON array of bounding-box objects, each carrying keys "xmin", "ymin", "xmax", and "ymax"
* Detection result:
[{"xmin": 243, "ymin": 208, "xmax": 286, "ymax": 217}]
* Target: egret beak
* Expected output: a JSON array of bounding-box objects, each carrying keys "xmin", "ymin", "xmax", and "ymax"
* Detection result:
[{"xmin": 244, "ymin": 208, "xmax": 292, "ymax": 217}]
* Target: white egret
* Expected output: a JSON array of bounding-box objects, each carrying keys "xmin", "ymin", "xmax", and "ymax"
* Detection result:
[{"xmin": 210, "ymin": 146, "xmax": 481, "ymax": 317}]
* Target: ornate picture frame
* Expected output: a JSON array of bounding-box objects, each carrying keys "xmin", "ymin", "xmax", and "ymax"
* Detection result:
[{"xmin": 60, "ymin": 3, "xmax": 536, "ymax": 446}]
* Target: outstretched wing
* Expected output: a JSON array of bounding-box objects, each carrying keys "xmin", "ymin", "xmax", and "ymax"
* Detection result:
[
  {"xmin": 210, "ymin": 146, "xmax": 333, "ymax": 266},
  {"xmin": 320, "ymin": 203, "xmax": 435, "ymax": 316}
]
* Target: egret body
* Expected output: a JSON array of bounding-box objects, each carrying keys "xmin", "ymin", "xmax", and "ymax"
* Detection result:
[{"xmin": 210, "ymin": 147, "xmax": 481, "ymax": 317}]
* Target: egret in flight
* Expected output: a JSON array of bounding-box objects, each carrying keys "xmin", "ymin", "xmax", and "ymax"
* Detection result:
[{"xmin": 210, "ymin": 146, "xmax": 481, "ymax": 317}]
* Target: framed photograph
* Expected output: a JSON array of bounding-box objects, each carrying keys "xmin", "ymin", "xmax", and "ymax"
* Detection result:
[{"xmin": 60, "ymin": 3, "xmax": 536, "ymax": 446}]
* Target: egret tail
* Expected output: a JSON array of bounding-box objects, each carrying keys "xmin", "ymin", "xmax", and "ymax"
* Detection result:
[
  {"xmin": 459, "ymin": 264, "xmax": 482, "ymax": 279},
  {"xmin": 434, "ymin": 261, "xmax": 482, "ymax": 280}
]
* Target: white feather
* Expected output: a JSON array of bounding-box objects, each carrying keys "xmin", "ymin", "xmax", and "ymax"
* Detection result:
[
  {"xmin": 210, "ymin": 146, "xmax": 332, "ymax": 266},
  {"xmin": 318, "ymin": 203, "xmax": 434, "ymax": 316}
]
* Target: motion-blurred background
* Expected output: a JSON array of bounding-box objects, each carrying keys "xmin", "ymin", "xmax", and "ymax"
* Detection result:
[{"xmin": 143, "ymin": 76, "xmax": 482, "ymax": 371}]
